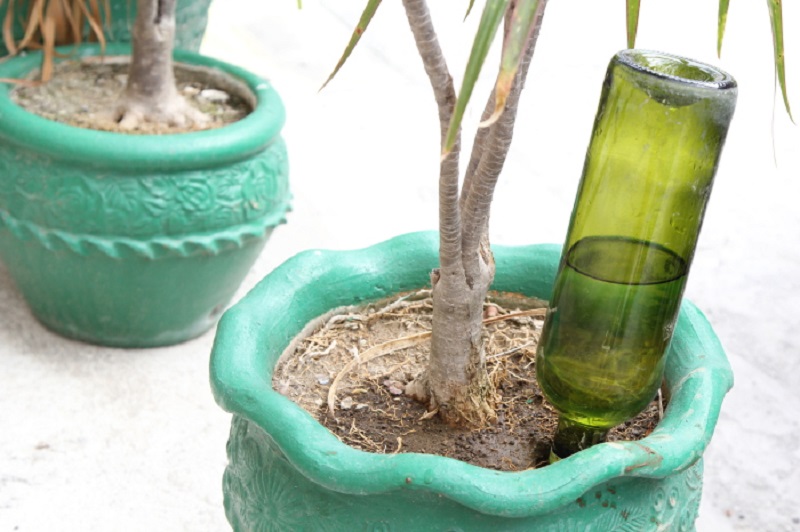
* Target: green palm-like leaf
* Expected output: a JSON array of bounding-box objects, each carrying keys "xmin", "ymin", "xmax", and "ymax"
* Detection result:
[
  {"xmin": 717, "ymin": 0, "xmax": 729, "ymax": 56},
  {"xmin": 767, "ymin": 0, "xmax": 793, "ymax": 120},
  {"xmin": 481, "ymin": 0, "xmax": 541, "ymax": 128},
  {"xmin": 320, "ymin": 0, "xmax": 383, "ymax": 90},
  {"xmin": 465, "ymin": 0, "xmax": 476, "ymax": 20},
  {"xmin": 443, "ymin": 0, "xmax": 510, "ymax": 157},
  {"xmin": 626, "ymin": 0, "xmax": 640, "ymax": 48}
]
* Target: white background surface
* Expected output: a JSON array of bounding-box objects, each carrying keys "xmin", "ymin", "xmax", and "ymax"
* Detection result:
[{"xmin": 1, "ymin": 1, "xmax": 799, "ymax": 530}]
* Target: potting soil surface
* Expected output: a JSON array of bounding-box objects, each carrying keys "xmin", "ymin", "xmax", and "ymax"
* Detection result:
[
  {"xmin": 273, "ymin": 290, "xmax": 663, "ymax": 471},
  {"xmin": 11, "ymin": 59, "xmax": 251, "ymax": 134}
]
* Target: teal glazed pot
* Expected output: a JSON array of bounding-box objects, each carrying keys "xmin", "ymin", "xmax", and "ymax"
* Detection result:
[
  {"xmin": 0, "ymin": 0, "xmax": 212, "ymax": 56},
  {"xmin": 210, "ymin": 232, "xmax": 733, "ymax": 531},
  {"xmin": 0, "ymin": 44, "xmax": 290, "ymax": 347}
]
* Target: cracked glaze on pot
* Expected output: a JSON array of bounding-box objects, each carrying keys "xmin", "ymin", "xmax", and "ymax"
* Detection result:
[
  {"xmin": 0, "ymin": 44, "xmax": 290, "ymax": 347},
  {"xmin": 210, "ymin": 232, "xmax": 733, "ymax": 530}
]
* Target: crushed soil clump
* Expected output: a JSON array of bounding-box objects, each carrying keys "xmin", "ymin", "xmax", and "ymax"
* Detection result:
[
  {"xmin": 273, "ymin": 290, "xmax": 664, "ymax": 471},
  {"xmin": 10, "ymin": 57, "xmax": 252, "ymax": 134}
]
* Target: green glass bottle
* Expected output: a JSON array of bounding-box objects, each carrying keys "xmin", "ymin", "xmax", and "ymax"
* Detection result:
[{"xmin": 535, "ymin": 50, "xmax": 737, "ymax": 460}]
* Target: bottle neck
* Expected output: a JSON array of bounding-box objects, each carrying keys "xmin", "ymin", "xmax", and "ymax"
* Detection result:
[{"xmin": 550, "ymin": 416, "xmax": 609, "ymax": 462}]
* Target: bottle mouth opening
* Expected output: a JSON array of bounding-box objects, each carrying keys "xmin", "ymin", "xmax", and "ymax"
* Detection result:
[{"xmin": 617, "ymin": 49, "xmax": 737, "ymax": 91}]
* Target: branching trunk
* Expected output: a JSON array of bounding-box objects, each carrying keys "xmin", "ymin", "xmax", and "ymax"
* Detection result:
[
  {"xmin": 404, "ymin": 0, "xmax": 549, "ymax": 427},
  {"xmin": 115, "ymin": 0, "xmax": 207, "ymax": 129},
  {"xmin": 461, "ymin": 2, "xmax": 545, "ymax": 275},
  {"xmin": 400, "ymin": 0, "xmax": 462, "ymax": 272}
]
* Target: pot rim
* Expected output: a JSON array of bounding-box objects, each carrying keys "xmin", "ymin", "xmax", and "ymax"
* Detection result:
[
  {"xmin": 210, "ymin": 231, "xmax": 733, "ymax": 518},
  {"xmin": 0, "ymin": 43, "xmax": 284, "ymax": 171}
]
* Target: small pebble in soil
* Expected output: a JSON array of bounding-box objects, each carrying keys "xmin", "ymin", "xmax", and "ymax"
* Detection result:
[
  {"xmin": 340, "ymin": 397, "xmax": 354, "ymax": 410},
  {"xmin": 199, "ymin": 88, "xmax": 230, "ymax": 102},
  {"xmin": 383, "ymin": 380, "xmax": 405, "ymax": 395},
  {"xmin": 182, "ymin": 85, "xmax": 201, "ymax": 97}
]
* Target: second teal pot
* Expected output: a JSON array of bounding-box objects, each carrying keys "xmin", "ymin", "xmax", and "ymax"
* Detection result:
[{"xmin": 0, "ymin": 44, "xmax": 290, "ymax": 347}]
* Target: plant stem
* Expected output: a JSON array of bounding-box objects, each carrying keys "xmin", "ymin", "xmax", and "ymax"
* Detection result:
[
  {"xmin": 460, "ymin": 0, "xmax": 548, "ymax": 285},
  {"xmin": 116, "ymin": 0, "xmax": 207, "ymax": 128},
  {"xmin": 403, "ymin": 0, "xmax": 548, "ymax": 427},
  {"xmin": 127, "ymin": 0, "xmax": 178, "ymax": 103},
  {"xmin": 459, "ymin": 2, "xmax": 519, "ymax": 211},
  {"xmin": 401, "ymin": 0, "xmax": 462, "ymax": 271}
]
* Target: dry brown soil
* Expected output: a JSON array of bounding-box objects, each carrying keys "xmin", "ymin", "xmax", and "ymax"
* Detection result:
[
  {"xmin": 10, "ymin": 57, "xmax": 251, "ymax": 134},
  {"xmin": 274, "ymin": 290, "xmax": 663, "ymax": 471}
]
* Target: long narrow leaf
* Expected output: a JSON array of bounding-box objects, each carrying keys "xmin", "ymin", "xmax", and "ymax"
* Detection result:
[
  {"xmin": 58, "ymin": 0, "xmax": 81, "ymax": 43},
  {"xmin": 3, "ymin": 0, "xmax": 18, "ymax": 55},
  {"xmin": 626, "ymin": 0, "xmax": 640, "ymax": 48},
  {"xmin": 767, "ymin": 0, "xmax": 793, "ymax": 120},
  {"xmin": 41, "ymin": 0, "xmax": 57, "ymax": 81},
  {"xmin": 103, "ymin": 0, "xmax": 111, "ymax": 31},
  {"xmin": 480, "ymin": 0, "xmax": 540, "ymax": 128},
  {"xmin": 77, "ymin": 0, "xmax": 105, "ymax": 50},
  {"xmin": 442, "ymin": 0, "xmax": 510, "ymax": 157},
  {"xmin": 464, "ymin": 0, "xmax": 476, "ymax": 20},
  {"xmin": 320, "ymin": 0, "xmax": 382, "ymax": 90},
  {"xmin": 87, "ymin": 0, "xmax": 104, "ymax": 47},
  {"xmin": 70, "ymin": 2, "xmax": 84, "ymax": 44},
  {"xmin": 717, "ymin": 0, "xmax": 729, "ymax": 56},
  {"xmin": 51, "ymin": 0, "xmax": 69, "ymax": 44},
  {"xmin": 18, "ymin": 0, "xmax": 44, "ymax": 50},
  {"xmin": 72, "ymin": 0, "xmax": 85, "ymax": 45}
]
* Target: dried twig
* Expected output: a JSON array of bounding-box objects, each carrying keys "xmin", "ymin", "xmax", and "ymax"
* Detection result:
[
  {"xmin": 320, "ymin": 313, "xmax": 366, "ymax": 333},
  {"xmin": 367, "ymin": 292, "xmax": 428, "ymax": 322},
  {"xmin": 326, "ymin": 308, "xmax": 547, "ymax": 417},
  {"xmin": 506, "ymin": 369, "xmax": 537, "ymax": 384},
  {"xmin": 300, "ymin": 339, "xmax": 338, "ymax": 362},
  {"xmin": 419, "ymin": 408, "xmax": 439, "ymax": 421},
  {"xmin": 483, "ymin": 307, "xmax": 546, "ymax": 325},
  {"xmin": 328, "ymin": 332, "xmax": 431, "ymax": 417},
  {"xmin": 0, "ymin": 77, "xmax": 43, "ymax": 86},
  {"xmin": 487, "ymin": 341, "xmax": 535, "ymax": 360}
]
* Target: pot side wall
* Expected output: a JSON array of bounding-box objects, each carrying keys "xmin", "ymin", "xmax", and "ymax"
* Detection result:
[{"xmin": 0, "ymin": 45, "xmax": 290, "ymax": 347}]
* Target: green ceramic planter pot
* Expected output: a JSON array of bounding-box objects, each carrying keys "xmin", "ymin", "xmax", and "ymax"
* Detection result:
[
  {"xmin": 0, "ymin": 43, "xmax": 290, "ymax": 347},
  {"xmin": 210, "ymin": 232, "xmax": 733, "ymax": 531},
  {"xmin": 0, "ymin": 0, "xmax": 212, "ymax": 56}
]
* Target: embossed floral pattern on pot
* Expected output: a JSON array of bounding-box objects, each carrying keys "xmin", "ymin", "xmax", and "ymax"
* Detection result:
[{"xmin": 0, "ymin": 44, "xmax": 291, "ymax": 346}]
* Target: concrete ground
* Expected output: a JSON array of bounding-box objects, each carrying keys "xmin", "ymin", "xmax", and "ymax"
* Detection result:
[{"xmin": 2, "ymin": 0, "xmax": 799, "ymax": 530}]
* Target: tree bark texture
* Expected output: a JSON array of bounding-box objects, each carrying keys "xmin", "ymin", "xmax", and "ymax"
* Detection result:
[
  {"xmin": 116, "ymin": 0, "xmax": 207, "ymax": 128},
  {"xmin": 403, "ymin": 0, "xmax": 549, "ymax": 426}
]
